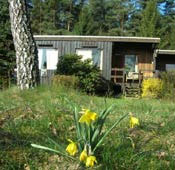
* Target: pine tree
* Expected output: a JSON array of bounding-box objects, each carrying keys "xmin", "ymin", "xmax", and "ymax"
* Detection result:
[
  {"xmin": 30, "ymin": 0, "xmax": 45, "ymax": 34},
  {"xmin": 159, "ymin": 0, "xmax": 175, "ymax": 49},
  {"xmin": 58, "ymin": 0, "xmax": 80, "ymax": 33},
  {"xmin": 88, "ymin": 0, "xmax": 108, "ymax": 35},
  {"xmin": 139, "ymin": 0, "xmax": 160, "ymax": 37},
  {"xmin": 8, "ymin": 0, "xmax": 40, "ymax": 89},
  {"xmin": 73, "ymin": 6, "xmax": 96, "ymax": 35},
  {"xmin": 0, "ymin": 0, "xmax": 15, "ymax": 89},
  {"xmin": 107, "ymin": 0, "xmax": 134, "ymax": 36}
]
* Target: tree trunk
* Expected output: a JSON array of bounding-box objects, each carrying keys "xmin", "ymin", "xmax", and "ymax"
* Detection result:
[{"xmin": 8, "ymin": 0, "xmax": 40, "ymax": 90}]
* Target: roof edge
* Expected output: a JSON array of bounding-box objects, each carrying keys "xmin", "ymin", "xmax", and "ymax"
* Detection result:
[
  {"xmin": 34, "ymin": 35, "xmax": 160, "ymax": 43},
  {"xmin": 156, "ymin": 49, "xmax": 175, "ymax": 55}
]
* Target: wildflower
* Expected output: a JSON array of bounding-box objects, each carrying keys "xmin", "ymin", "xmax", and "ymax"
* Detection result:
[
  {"xmin": 80, "ymin": 150, "xmax": 88, "ymax": 162},
  {"xmin": 85, "ymin": 155, "xmax": 97, "ymax": 167},
  {"xmin": 130, "ymin": 116, "xmax": 139, "ymax": 128},
  {"xmin": 79, "ymin": 109, "xmax": 98, "ymax": 125},
  {"xmin": 66, "ymin": 139, "xmax": 78, "ymax": 156}
]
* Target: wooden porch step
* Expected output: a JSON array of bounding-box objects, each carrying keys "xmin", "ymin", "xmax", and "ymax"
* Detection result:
[{"xmin": 124, "ymin": 86, "xmax": 141, "ymax": 97}]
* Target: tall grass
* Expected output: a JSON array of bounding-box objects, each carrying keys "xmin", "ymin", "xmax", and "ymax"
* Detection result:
[{"xmin": 0, "ymin": 85, "xmax": 175, "ymax": 169}]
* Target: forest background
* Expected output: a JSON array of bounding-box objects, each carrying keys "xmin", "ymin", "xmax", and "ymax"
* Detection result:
[{"xmin": 0, "ymin": 0, "xmax": 175, "ymax": 87}]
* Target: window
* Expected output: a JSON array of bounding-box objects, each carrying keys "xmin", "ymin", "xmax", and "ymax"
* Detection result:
[
  {"xmin": 38, "ymin": 48, "xmax": 58, "ymax": 70},
  {"xmin": 166, "ymin": 64, "xmax": 175, "ymax": 71},
  {"xmin": 125, "ymin": 55, "xmax": 138, "ymax": 72},
  {"xmin": 76, "ymin": 48, "xmax": 103, "ymax": 70}
]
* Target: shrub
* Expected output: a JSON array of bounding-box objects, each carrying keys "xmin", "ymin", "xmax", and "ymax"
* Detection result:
[
  {"xmin": 142, "ymin": 78, "xmax": 163, "ymax": 98},
  {"xmin": 52, "ymin": 75, "xmax": 78, "ymax": 89},
  {"xmin": 78, "ymin": 70, "xmax": 101, "ymax": 94},
  {"xmin": 160, "ymin": 71, "xmax": 175, "ymax": 99},
  {"xmin": 56, "ymin": 54, "xmax": 113, "ymax": 94},
  {"xmin": 56, "ymin": 54, "xmax": 83, "ymax": 75}
]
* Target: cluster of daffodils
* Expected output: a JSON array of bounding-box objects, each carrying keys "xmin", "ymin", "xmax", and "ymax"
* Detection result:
[
  {"xmin": 31, "ymin": 103, "xmax": 135, "ymax": 169},
  {"xmin": 65, "ymin": 111, "xmax": 140, "ymax": 167},
  {"xmin": 66, "ymin": 109, "xmax": 98, "ymax": 167}
]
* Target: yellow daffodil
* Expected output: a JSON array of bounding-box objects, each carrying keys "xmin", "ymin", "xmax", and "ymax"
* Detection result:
[
  {"xmin": 79, "ymin": 109, "xmax": 98, "ymax": 125},
  {"xmin": 130, "ymin": 116, "xmax": 139, "ymax": 128},
  {"xmin": 85, "ymin": 155, "xmax": 97, "ymax": 167},
  {"xmin": 66, "ymin": 139, "xmax": 78, "ymax": 156},
  {"xmin": 79, "ymin": 150, "xmax": 88, "ymax": 162}
]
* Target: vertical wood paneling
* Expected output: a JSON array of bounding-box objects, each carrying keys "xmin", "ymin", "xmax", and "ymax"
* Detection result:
[{"xmin": 36, "ymin": 40, "xmax": 112, "ymax": 80}]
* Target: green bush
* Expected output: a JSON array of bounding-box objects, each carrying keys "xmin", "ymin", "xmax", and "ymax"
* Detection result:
[
  {"xmin": 160, "ymin": 71, "xmax": 175, "ymax": 99},
  {"xmin": 52, "ymin": 75, "xmax": 79, "ymax": 89},
  {"xmin": 56, "ymin": 54, "xmax": 113, "ymax": 94},
  {"xmin": 56, "ymin": 54, "xmax": 83, "ymax": 75},
  {"xmin": 78, "ymin": 69, "xmax": 101, "ymax": 94}
]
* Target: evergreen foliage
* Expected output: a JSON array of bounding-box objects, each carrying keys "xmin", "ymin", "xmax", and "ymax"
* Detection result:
[
  {"xmin": 159, "ymin": 0, "xmax": 175, "ymax": 49},
  {"xmin": 139, "ymin": 0, "xmax": 160, "ymax": 37},
  {"xmin": 29, "ymin": 0, "xmax": 175, "ymax": 49},
  {"xmin": 0, "ymin": 0, "xmax": 15, "ymax": 89}
]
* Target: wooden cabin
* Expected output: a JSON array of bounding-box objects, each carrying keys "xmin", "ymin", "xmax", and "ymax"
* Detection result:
[
  {"xmin": 34, "ymin": 35, "xmax": 160, "ymax": 91},
  {"xmin": 155, "ymin": 50, "xmax": 175, "ymax": 71}
]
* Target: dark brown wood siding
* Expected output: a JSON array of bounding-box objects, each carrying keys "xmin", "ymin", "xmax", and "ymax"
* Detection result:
[
  {"xmin": 36, "ymin": 40, "xmax": 112, "ymax": 80},
  {"xmin": 112, "ymin": 42, "xmax": 155, "ymax": 78}
]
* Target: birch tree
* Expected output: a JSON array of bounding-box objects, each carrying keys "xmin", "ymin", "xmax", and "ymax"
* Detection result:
[{"xmin": 8, "ymin": 0, "xmax": 40, "ymax": 89}]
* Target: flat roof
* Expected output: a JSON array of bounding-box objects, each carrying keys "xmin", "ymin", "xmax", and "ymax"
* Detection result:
[
  {"xmin": 156, "ymin": 50, "xmax": 175, "ymax": 55},
  {"xmin": 34, "ymin": 35, "xmax": 160, "ymax": 43}
]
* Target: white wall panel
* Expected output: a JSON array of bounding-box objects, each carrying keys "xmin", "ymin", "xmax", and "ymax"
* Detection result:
[{"xmin": 46, "ymin": 49, "xmax": 58, "ymax": 70}]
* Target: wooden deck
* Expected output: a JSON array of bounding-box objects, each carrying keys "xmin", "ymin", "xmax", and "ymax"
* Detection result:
[{"xmin": 111, "ymin": 68, "xmax": 154, "ymax": 97}]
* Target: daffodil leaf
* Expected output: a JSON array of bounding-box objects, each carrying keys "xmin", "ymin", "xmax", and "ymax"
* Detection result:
[
  {"xmin": 93, "ymin": 113, "xmax": 129, "ymax": 152},
  {"xmin": 31, "ymin": 144, "xmax": 76, "ymax": 160},
  {"xmin": 91, "ymin": 104, "xmax": 116, "ymax": 144}
]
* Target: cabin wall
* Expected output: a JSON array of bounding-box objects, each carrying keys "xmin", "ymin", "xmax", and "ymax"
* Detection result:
[
  {"xmin": 36, "ymin": 40, "xmax": 112, "ymax": 80},
  {"xmin": 112, "ymin": 42, "xmax": 155, "ymax": 78},
  {"xmin": 156, "ymin": 54, "xmax": 175, "ymax": 71}
]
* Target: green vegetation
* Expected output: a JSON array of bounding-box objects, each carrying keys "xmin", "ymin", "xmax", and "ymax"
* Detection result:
[
  {"xmin": 160, "ymin": 71, "xmax": 175, "ymax": 100},
  {"xmin": 56, "ymin": 54, "xmax": 112, "ymax": 94},
  {"xmin": 52, "ymin": 75, "xmax": 79, "ymax": 89},
  {"xmin": 0, "ymin": 0, "xmax": 15, "ymax": 89},
  {"xmin": 1, "ymin": 85, "xmax": 175, "ymax": 169},
  {"xmin": 139, "ymin": 0, "xmax": 160, "ymax": 37}
]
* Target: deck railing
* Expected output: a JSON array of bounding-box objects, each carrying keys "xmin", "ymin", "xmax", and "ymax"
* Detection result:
[
  {"xmin": 111, "ymin": 68, "xmax": 125, "ymax": 84},
  {"xmin": 111, "ymin": 68, "xmax": 155, "ymax": 83}
]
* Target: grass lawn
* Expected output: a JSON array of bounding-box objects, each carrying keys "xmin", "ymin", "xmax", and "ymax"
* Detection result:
[{"xmin": 0, "ymin": 85, "xmax": 175, "ymax": 170}]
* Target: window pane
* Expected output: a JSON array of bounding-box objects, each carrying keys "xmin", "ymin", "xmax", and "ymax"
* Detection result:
[
  {"xmin": 92, "ymin": 48, "xmax": 101, "ymax": 67},
  {"xmin": 125, "ymin": 55, "xmax": 136, "ymax": 72},
  {"xmin": 166, "ymin": 64, "xmax": 175, "ymax": 71}
]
